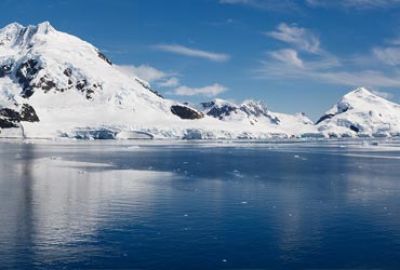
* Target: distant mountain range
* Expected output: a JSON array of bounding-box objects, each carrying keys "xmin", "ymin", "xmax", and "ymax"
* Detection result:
[{"xmin": 1, "ymin": 22, "xmax": 399, "ymax": 139}]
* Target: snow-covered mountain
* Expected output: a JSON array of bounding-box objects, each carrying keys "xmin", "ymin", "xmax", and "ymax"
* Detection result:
[
  {"xmin": 316, "ymin": 87, "xmax": 400, "ymax": 137},
  {"xmin": 1, "ymin": 22, "xmax": 399, "ymax": 139},
  {"xmin": 0, "ymin": 21, "xmax": 319, "ymax": 139},
  {"xmin": 0, "ymin": 22, "xmax": 210, "ymax": 139},
  {"xmin": 199, "ymin": 99, "xmax": 314, "ymax": 136}
]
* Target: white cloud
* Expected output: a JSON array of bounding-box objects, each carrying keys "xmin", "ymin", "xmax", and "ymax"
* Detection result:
[
  {"xmin": 116, "ymin": 64, "xmax": 226, "ymax": 98},
  {"xmin": 173, "ymin": 83, "xmax": 227, "ymax": 97},
  {"xmin": 258, "ymin": 20, "xmax": 400, "ymax": 89},
  {"xmin": 315, "ymin": 70, "xmax": 400, "ymax": 88},
  {"xmin": 373, "ymin": 47, "xmax": 400, "ymax": 66},
  {"xmin": 388, "ymin": 37, "xmax": 400, "ymax": 45},
  {"xmin": 372, "ymin": 90, "xmax": 394, "ymax": 99},
  {"xmin": 306, "ymin": 0, "xmax": 400, "ymax": 9},
  {"xmin": 266, "ymin": 23, "xmax": 320, "ymax": 54},
  {"xmin": 220, "ymin": 0, "xmax": 400, "ymax": 10},
  {"xmin": 116, "ymin": 64, "xmax": 181, "ymax": 89},
  {"xmin": 269, "ymin": 49, "xmax": 304, "ymax": 67},
  {"xmin": 154, "ymin": 44, "xmax": 230, "ymax": 62},
  {"xmin": 158, "ymin": 77, "xmax": 180, "ymax": 87},
  {"xmin": 116, "ymin": 65, "xmax": 167, "ymax": 82},
  {"xmin": 258, "ymin": 51, "xmax": 400, "ymax": 88}
]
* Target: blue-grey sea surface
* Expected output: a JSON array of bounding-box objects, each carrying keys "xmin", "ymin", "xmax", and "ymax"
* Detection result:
[{"xmin": 0, "ymin": 140, "xmax": 400, "ymax": 269}]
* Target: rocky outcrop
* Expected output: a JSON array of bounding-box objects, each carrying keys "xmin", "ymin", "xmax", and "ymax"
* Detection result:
[
  {"xmin": 316, "ymin": 104, "xmax": 350, "ymax": 125},
  {"xmin": 16, "ymin": 59, "xmax": 42, "ymax": 98},
  {"xmin": 0, "ymin": 63, "xmax": 12, "ymax": 77},
  {"xmin": 201, "ymin": 99, "xmax": 281, "ymax": 125},
  {"xmin": 0, "ymin": 119, "xmax": 18, "ymax": 128},
  {"xmin": 0, "ymin": 104, "xmax": 39, "ymax": 129},
  {"xmin": 202, "ymin": 101, "xmax": 237, "ymax": 119},
  {"xmin": 315, "ymin": 113, "xmax": 334, "ymax": 125},
  {"xmin": 20, "ymin": 104, "xmax": 39, "ymax": 122},
  {"xmin": 135, "ymin": 78, "xmax": 164, "ymax": 98},
  {"xmin": 241, "ymin": 100, "xmax": 280, "ymax": 124},
  {"xmin": 76, "ymin": 79, "xmax": 99, "ymax": 100},
  {"xmin": 171, "ymin": 105, "xmax": 204, "ymax": 120},
  {"xmin": 97, "ymin": 51, "xmax": 112, "ymax": 65},
  {"xmin": 0, "ymin": 108, "xmax": 21, "ymax": 121}
]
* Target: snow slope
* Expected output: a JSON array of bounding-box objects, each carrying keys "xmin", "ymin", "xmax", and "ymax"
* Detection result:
[
  {"xmin": 0, "ymin": 22, "xmax": 317, "ymax": 139},
  {"xmin": 316, "ymin": 87, "xmax": 400, "ymax": 137}
]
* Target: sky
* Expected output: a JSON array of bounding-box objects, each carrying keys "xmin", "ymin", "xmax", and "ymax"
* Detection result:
[{"xmin": 1, "ymin": 0, "xmax": 400, "ymax": 119}]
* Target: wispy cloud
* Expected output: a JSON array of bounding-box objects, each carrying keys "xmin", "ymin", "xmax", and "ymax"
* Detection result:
[
  {"xmin": 387, "ymin": 37, "xmax": 400, "ymax": 45},
  {"xmin": 116, "ymin": 64, "xmax": 180, "ymax": 88},
  {"xmin": 158, "ymin": 77, "xmax": 180, "ymax": 87},
  {"xmin": 258, "ymin": 56, "xmax": 400, "ymax": 88},
  {"xmin": 116, "ymin": 64, "xmax": 226, "ymax": 97},
  {"xmin": 269, "ymin": 49, "xmax": 304, "ymax": 67},
  {"xmin": 265, "ymin": 23, "xmax": 320, "ymax": 54},
  {"xmin": 306, "ymin": 0, "xmax": 400, "ymax": 9},
  {"xmin": 219, "ymin": 0, "xmax": 300, "ymax": 11},
  {"xmin": 314, "ymin": 70, "xmax": 400, "ymax": 88},
  {"xmin": 220, "ymin": 0, "xmax": 400, "ymax": 10},
  {"xmin": 173, "ymin": 83, "xmax": 227, "ymax": 97},
  {"xmin": 259, "ymin": 22, "xmax": 400, "ymax": 89},
  {"xmin": 373, "ymin": 46, "xmax": 400, "ymax": 66},
  {"xmin": 154, "ymin": 44, "xmax": 230, "ymax": 62},
  {"xmin": 116, "ymin": 65, "xmax": 167, "ymax": 82},
  {"xmin": 259, "ymin": 49, "xmax": 400, "ymax": 88},
  {"xmin": 371, "ymin": 89, "xmax": 394, "ymax": 99}
]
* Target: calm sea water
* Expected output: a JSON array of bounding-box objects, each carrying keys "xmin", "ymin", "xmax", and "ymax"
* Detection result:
[{"xmin": 1, "ymin": 140, "xmax": 400, "ymax": 270}]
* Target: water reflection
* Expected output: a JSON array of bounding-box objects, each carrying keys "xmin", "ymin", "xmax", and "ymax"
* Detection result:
[
  {"xmin": 0, "ymin": 141, "xmax": 400, "ymax": 269},
  {"xmin": 0, "ymin": 143, "xmax": 177, "ymax": 268}
]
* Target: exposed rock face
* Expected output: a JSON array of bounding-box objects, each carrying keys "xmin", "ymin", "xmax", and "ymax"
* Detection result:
[
  {"xmin": 0, "ymin": 63, "xmax": 12, "ymax": 77},
  {"xmin": 241, "ymin": 100, "xmax": 280, "ymax": 124},
  {"xmin": 349, "ymin": 125, "xmax": 360, "ymax": 133},
  {"xmin": 135, "ymin": 78, "xmax": 164, "ymax": 98},
  {"xmin": 11, "ymin": 57, "xmax": 102, "ymax": 99},
  {"xmin": 202, "ymin": 101, "xmax": 237, "ymax": 119},
  {"xmin": 201, "ymin": 99, "xmax": 281, "ymax": 124},
  {"xmin": 16, "ymin": 59, "xmax": 42, "ymax": 98},
  {"xmin": 0, "ymin": 104, "xmax": 39, "ymax": 129},
  {"xmin": 0, "ymin": 108, "xmax": 21, "ymax": 121},
  {"xmin": 316, "ymin": 105, "xmax": 349, "ymax": 125},
  {"xmin": 0, "ymin": 119, "xmax": 18, "ymax": 128},
  {"xmin": 97, "ymin": 51, "xmax": 112, "ymax": 65},
  {"xmin": 20, "ymin": 104, "xmax": 39, "ymax": 122},
  {"xmin": 75, "ymin": 79, "xmax": 99, "ymax": 100},
  {"xmin": 315, "ymin": 113, "xmax": 334, "ymax": 125},
  {"xmin": 171, "ymin": 105, "xmax": 204, "ymax": 120}
]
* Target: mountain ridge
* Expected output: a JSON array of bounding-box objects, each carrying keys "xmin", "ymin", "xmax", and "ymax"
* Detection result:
[{"xmin": 1, "ymin": 22, "xmax": 399, "ymax": 139}]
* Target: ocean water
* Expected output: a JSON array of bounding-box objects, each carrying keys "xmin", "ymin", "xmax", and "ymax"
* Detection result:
[{"xmin": 0, "ymin": 140, "xmax": 400, "ymax": 270}]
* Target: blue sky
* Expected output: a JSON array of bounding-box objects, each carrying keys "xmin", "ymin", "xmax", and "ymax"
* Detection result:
[{"xmin": 2, "ymin": 0, "xmax": 400, "ymax": 119}]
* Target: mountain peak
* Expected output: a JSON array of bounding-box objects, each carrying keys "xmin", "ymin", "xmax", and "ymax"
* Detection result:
[
  {"xmin": 0, "ymin": 22, "xmax": 23, "ymax": 32},
  {"xmin": 342, "ymin": 87, "xmax": 393, "ymax": 105},
  {"xmin": 241, "ymin": 99, "xmax": 267, "ymax": 108},
  {"xmin": 346, "ymin": 87, "xmax": 374, "ymax": 97},
  {"xmin": 0, "ymin": 21, "xmax": 58, "ymax": 51},
  {"xmin": 0, "ymin": 21, "xmax": 55, "ymax": 36},
  {"xmin": 36, "ymin": 21, "xmax": 55, "ymax": 34},
  {"xmin": 316, "ymin": 86, "xmax": 400, "ymax": 136}
]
